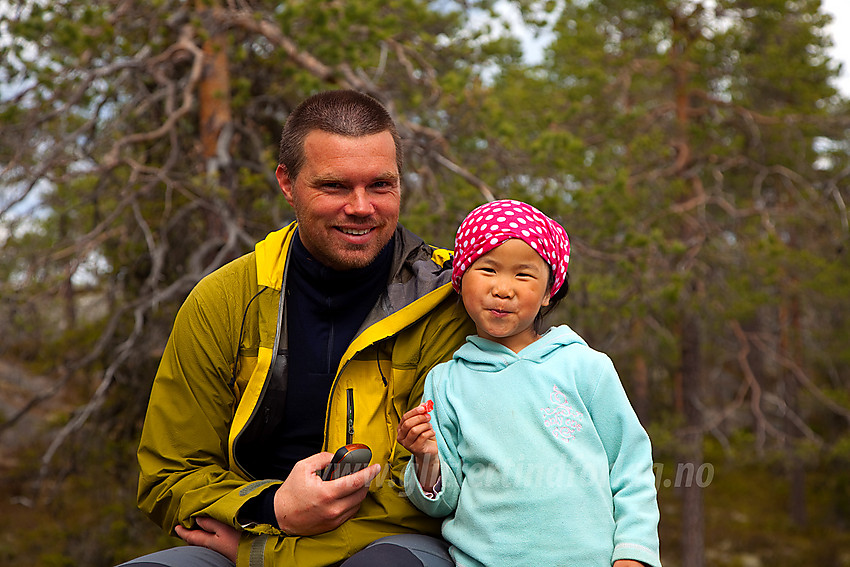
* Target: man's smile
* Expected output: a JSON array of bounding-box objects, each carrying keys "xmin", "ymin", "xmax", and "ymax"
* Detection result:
[{"xmin": 338, "ymin": 227, "xmax": 373, "ymax": 236}]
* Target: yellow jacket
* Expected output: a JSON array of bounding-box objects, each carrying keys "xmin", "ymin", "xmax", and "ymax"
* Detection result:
[{"xmin": 137, "ymin": 222, "xmax": 473, "ymax": 566}]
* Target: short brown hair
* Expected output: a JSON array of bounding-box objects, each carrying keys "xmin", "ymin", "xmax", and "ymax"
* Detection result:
[{"xmin": 278, "ymin": 90, "xmax": 403, "ymax": 180}]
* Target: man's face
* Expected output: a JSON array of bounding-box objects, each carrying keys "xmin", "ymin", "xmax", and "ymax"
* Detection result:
[{"xmin": 277, "ymin": 130, "xmax": 401, "ymax": 270}]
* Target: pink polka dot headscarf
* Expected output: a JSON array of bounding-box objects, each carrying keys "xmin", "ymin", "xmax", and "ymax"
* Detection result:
[{"xmin": 451, "ymin": 200, "xmax": 570, "ymax": 297}]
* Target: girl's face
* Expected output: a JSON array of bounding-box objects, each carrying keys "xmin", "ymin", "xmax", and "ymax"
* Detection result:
[{"xmin": 460, "ymin": 238, "xmax": 551, "ymax": 353}]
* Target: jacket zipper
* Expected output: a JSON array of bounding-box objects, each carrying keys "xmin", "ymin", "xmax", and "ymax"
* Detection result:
[{"xmin": 346, "ymin": 388, "xmax": 355, "ymax": 445}]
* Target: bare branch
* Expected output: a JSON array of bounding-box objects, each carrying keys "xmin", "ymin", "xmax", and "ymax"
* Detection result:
[
  {"xmin": 749, "ymin": 332, "xmax": 850, "ymax": 423},
  {"xmin": 212, "ymin": 7, "xmax": 497, "ymax": 203},
  {"xmin": 103, "ymin": 29, "xmax": 205, "ymax": 168}
]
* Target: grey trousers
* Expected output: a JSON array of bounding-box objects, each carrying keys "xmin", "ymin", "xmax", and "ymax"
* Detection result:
[{"xmin": 118, "ymin": 534, "xmax": 453, "ymax": 567}]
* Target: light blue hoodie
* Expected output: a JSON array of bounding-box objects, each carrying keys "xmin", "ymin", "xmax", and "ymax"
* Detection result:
[{"xmin": 404, "ymin": 325, "xmax": 661, "ymax": 567}]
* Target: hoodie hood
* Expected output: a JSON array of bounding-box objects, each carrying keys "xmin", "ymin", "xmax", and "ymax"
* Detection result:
[{"xmin": 454, "ymin": 324, "xmax": 586, "ymax": 372}]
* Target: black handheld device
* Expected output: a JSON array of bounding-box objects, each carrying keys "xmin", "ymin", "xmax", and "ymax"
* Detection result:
[{"xmin": 320, "ymin": 443, "xmax": 372, "ymax": 481}]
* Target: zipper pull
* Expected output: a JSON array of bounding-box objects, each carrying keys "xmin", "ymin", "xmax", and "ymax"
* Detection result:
[{"xmin": 346, "ymin": 388, "xmax": 355, "ymax": 445}]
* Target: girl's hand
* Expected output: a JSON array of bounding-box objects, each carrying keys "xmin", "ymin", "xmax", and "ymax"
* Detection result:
[
  {"xmin": 397, "ymin": 402, "xmax": 437, "ymax": 456},
  {"xmin": 175, "ymin": 517, "xmax": 239, "ymax": 563},
  {"xmin": 397, "ymin": 402, "xmax": 441, "ymax": 491}
]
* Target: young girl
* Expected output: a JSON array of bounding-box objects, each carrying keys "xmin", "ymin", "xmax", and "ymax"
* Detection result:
[{"xmin": 397, "ymin": 200, "xmax": 662, "ymax": 567}]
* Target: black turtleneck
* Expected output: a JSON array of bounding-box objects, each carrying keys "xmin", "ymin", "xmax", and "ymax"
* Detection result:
[{"xmin": 272, "ymin": 231, "xmax": 394, "ymax": 477}]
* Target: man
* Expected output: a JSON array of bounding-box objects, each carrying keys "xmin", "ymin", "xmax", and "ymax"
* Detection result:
[{"xmin": 122, "ymin": 90, "xmax": 473, "ymax": 567}]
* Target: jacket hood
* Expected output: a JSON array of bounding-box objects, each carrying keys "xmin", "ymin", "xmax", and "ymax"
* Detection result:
[{"xmin": 454, "ymin": 324, "xmax": 586, "ymax": 372}]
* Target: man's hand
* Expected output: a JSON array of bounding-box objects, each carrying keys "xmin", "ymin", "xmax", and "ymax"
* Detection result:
[
  {"xmin": 273, "ymin": 452, "xmax": 381, "ymax": 536},
  {"xmin": 613, "ymin": 560, "xmax": 646, "ymax": 567},
  {"xmin": 175, "ymin": 516, "xmax": 239, "ymax": 564},
  {"xmin": 397, "ymin": 403, "xmax": 441, "ymax": 492}
]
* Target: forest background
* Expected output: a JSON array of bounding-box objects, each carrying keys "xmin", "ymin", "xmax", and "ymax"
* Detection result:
[{"xmin": 1, "ymin": 0, "xmax": 849, "ymax": 566}]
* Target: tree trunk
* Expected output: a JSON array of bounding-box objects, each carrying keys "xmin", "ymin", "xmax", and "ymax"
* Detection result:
[
  {"xmin": 631, "ymin": 318, "xmax": 651, "ymax": 425},
  {"xmin": 195, "ymin": 0, "xmax": 235, "ymax": 267},
  {"xmin": 679, "ymin": 308, "xmax": 705, "ymax": 567},
  {"xmin": 670, "ymin": 10, "xmax": 706, "ymax": 563},
  {"xmin": 197, "ymin": 0, "xmax": 233, "ymax": 177}
]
